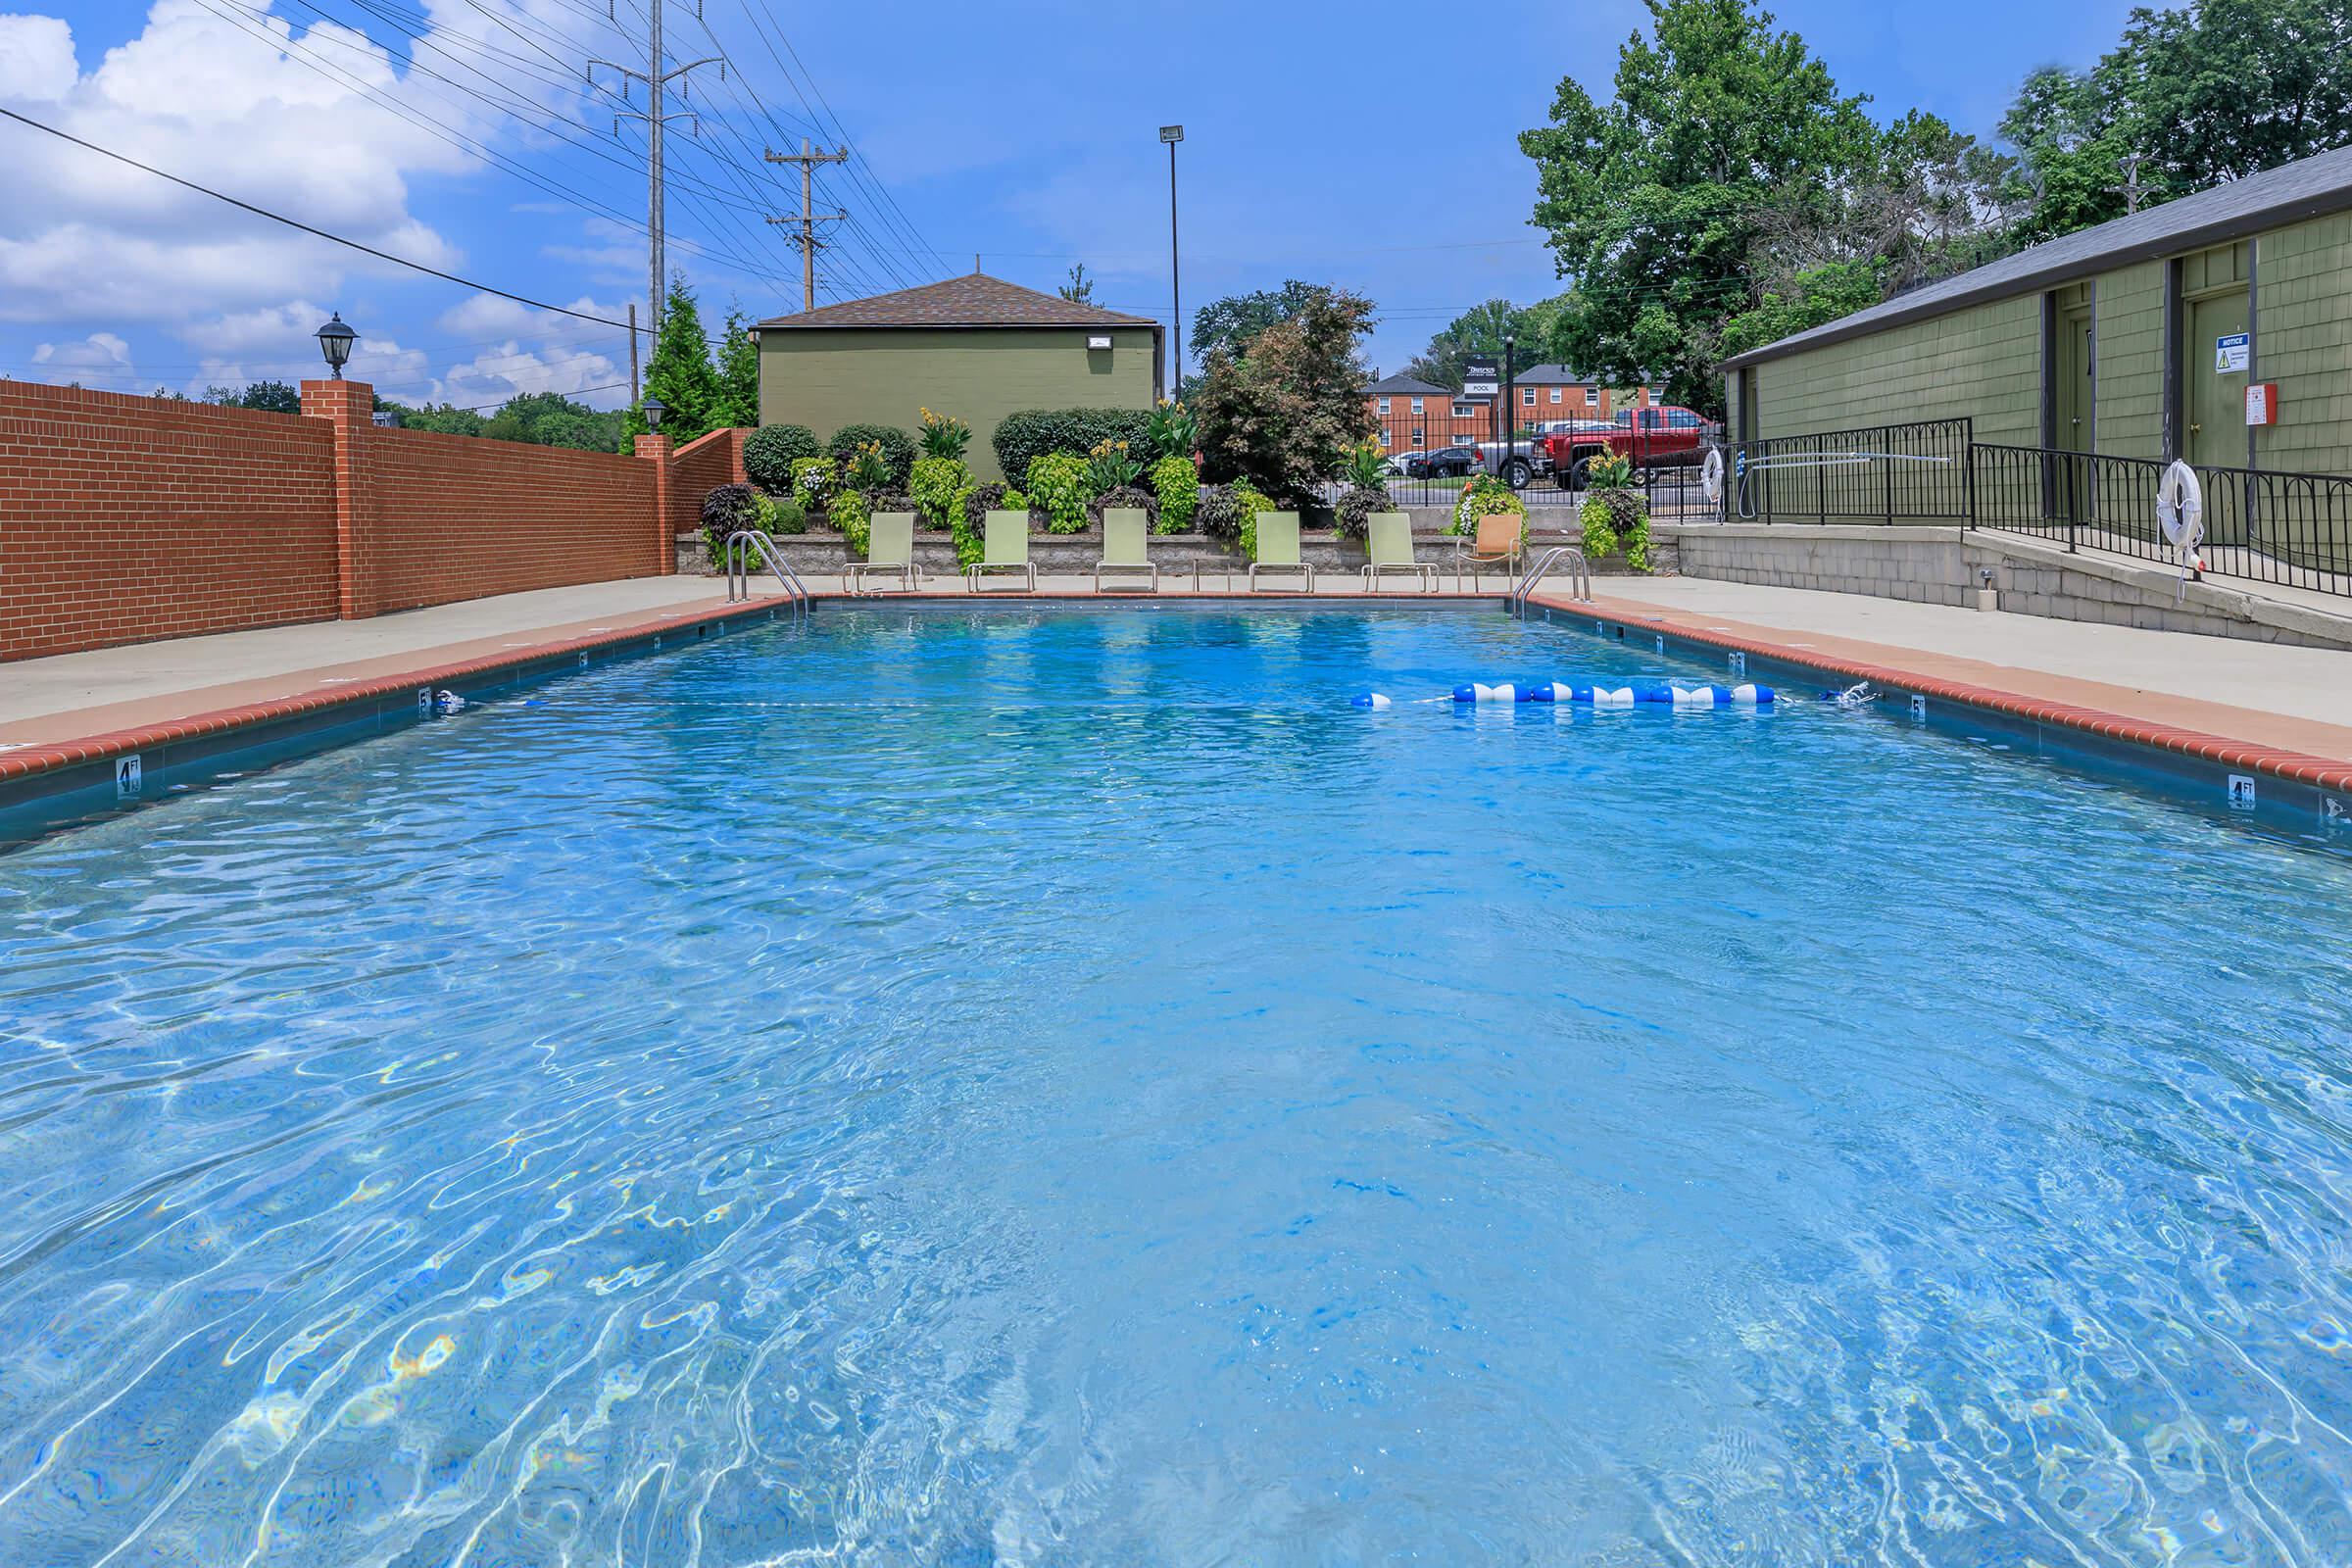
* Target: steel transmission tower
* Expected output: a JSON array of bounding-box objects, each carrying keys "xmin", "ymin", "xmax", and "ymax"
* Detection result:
[{"xmin": 589, "ymin": 1, "xmax": 722, "ymax": 343}]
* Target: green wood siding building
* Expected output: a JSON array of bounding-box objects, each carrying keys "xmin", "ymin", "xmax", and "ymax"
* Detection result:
[
  {"xmin": 756, "ymin": 273, "xmax": 1163, "ymax": 482},
  {"xmin": 1722, "ymin": 145, "xmax": 2352, "ymax": 479}
]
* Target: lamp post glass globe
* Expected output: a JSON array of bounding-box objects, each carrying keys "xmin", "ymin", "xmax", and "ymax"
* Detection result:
[
  {"xmin": 642, "ymin": 397, "xmax": 666, "ymax": 431},
  {"xmin": 316, "ymin": 313, "xmax": 359, "ymax": 380}
]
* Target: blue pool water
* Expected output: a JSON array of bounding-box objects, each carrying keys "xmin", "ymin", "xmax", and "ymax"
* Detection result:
[{"xmin": 3, "ymin": 604, "xmax": 2352, "ymax": 1566}]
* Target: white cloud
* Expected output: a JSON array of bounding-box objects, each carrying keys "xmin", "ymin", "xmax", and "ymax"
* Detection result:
[
  {"xmin": 30, "ymin": 329, "xmax": 137, "ymax": 388},
  {"xmin": 0, "ymin": 14, "xmax": 74, "ymax": 102}
]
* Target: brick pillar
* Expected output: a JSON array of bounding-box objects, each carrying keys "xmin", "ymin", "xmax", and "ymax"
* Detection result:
[
  {"xmin": 635, "ymin": 432, "xmax": 676, "ymax": 575},
  {"xmin": 303, "ymin": 378, "xmax": 379, "ymax": 617}
]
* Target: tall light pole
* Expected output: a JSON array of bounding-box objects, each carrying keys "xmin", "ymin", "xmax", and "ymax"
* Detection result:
[{"xmin": 1160, "ymin": 124, "xmax": 1184, "ymax": 398}]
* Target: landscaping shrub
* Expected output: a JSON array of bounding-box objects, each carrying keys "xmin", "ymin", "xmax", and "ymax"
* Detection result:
[
  {"xmin": 1088, "ymin": 484, "xmax": 1158, "ymax": 528},
  {"xmin": 1025, "ymin": 452, "xmax": 1094, "ymax": 534},
  {"xmin": 1084, "ymin": 438, "xmax": 1143, "ymax": 495},
  {"xmin": 1451, "ymin": 473, "xmax": 1527, "ymax": 540},
  {"xmin": 743, "ymin": 422, "xmax": 820, "ymax": 491},
  {"xmin": 1149, "ymin": 455, "xmax": 1199, "ymax": 534},
  {"xmin": 700, "ymin": 482, "xmax": 760, "ymax": 567},
  {"xmin": 1332, "ymin": 485, "xmax": 1388, "ymax": 541},
  {"xmin": 1197, "ymin": 481, "xmax": 1276, "ymax": 558},
  {"xmin": 1581, "ymin": 485, "xmax": 1652, "ymax": 571},
  {"xmin": 758, "ymin": 490, "xmax": 808, "ymax": 535},
  {"xmin": 992, "ymin": 407, "xmax": 1152, "ymax": 482},
  {"xmin": 827, "ymin": 421, "xmax": 913, "ymax": 487},
  {"xmin": 831, "ymin": 488, "xmax": 872, "ymax": 558},
  {"xmin": 909, "ymin": 455, "xmax": 975, "ymax": 532}
]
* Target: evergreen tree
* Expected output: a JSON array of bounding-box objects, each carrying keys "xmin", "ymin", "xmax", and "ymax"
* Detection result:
[
  {"xmin": 713, "ymin": 304, "xmax": 760, "ymax": 429},
  {"xmin": 625, "ymin": 274, "xmax": 722, "ymax": 443}
]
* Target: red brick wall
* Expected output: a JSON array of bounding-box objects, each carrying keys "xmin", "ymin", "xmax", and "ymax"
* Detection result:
[
  {"xmin": 667, "ymin": 427, "xmax": 746, "ymax": 543},
  {"xmin": 363, "ymin": 424, "xmax": 661, "ymax": 614},
  {"xmin": 0, "ymin": 381, "xmax": 339, "ymax": 660}
]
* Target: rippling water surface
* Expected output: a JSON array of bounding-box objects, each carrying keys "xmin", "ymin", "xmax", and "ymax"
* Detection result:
[{"xmin": 4, "ymin": 605, "xmax": 2352, "ymax": 1566}]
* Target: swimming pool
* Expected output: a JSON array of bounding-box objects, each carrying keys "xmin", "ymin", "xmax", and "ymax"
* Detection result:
[{"xmin": 3, "ymin": 603, "xmax": 2350, "ymax": 1565}]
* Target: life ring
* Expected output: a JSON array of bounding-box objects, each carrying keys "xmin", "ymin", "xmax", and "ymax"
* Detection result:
[
  {"xmin": 1700, "ymin": 447, "xmax": 1725, "ymax": 505},
  {"xmin": 2156, "ymin": 459, "xmax": 2205, "ymax": 593}
]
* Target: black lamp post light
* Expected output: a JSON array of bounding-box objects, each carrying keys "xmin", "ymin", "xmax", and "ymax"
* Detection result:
[
  {"xmin": 315, "ymin": 312, "xmax": 359, "ymax": 379},
  {"xmin": 642, "ymin": 396, "xmax": 666, "ymax": 431}
]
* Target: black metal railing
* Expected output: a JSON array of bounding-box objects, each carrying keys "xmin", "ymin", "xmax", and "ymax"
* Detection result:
[
  {"xmin": 1725, "ymin": 417, "xmax": 1975, "ymax": 524},
  {"xmin": 1971, "ymin": 444, "xmax": 2352, "ymax": 597}
]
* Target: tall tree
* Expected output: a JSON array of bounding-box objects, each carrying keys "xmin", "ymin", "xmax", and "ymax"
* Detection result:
[
  {"xmin": 1519, "ymin": 0, "xmax": 1880, "ymax": 413},
  {"xmin": 1192, "ymin": 285, "xmax": 1377, "ymax": 500},
  {"xmin": 626, "ymin": 274, "xmax": 722, "ymax": 443},
  {"xmin": 481, "ymin": 391, "xmax": 626, "ymax": 451},
  {"xmin": 713, "ymin": 304, "xmax": 760, "ymax": 429},
  {"xmin": 1057, "ymin": 263, "xmax": 1095, "ymax": 303},
  {"xmin": 1190, "ymin": 280, "xmax": 1344, "ymax": 365},
  {"xmin": 2002, "ymin": 0, "xmax": 2352, "ymax": 244},
  {"xmin": 1404, "ymin": 294, "xmax": 1582, "ymax": 385}
]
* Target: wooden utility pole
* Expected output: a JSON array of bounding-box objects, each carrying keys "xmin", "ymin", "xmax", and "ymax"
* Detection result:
[
  {"xmin": 764, "ymin": 139, "xmax": 849, "ymax": 311},
  {"xmin": 627, "ymin": 303, "xmax": 639, "ymax": 404},
  {"xmin": 2110, "ymin": 152, "xmax": 2154, "ymax": 215}
]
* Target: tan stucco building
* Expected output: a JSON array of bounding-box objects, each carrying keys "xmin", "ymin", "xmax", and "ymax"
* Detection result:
[{"xmin": 756, "ymin": 273, "xmax": 1164, "ymax": 481}]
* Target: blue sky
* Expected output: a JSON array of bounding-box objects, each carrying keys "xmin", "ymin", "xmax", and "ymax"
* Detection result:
[{"xmin": 0, "ymin": 0, "xmax": 2139, "ymax": 409}]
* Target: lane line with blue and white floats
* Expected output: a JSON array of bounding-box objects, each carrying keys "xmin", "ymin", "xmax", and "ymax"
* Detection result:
[{"xmin": 1348, "ymin": 680, "xmax": 1775, "ymax": 711}]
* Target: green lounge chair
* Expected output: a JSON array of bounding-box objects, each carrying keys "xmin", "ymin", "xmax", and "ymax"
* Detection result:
[
  {"xmin": 1360, "ymin": 512, "xmax": 1434, "ymax": 593},
  {"xmin": 847, "ymin": 511, "xmax": 918, "ymax": 595},
  {"xmin": 966, "ymin": 509, "xmax": 1036, "ymax": 592},
  {"xmin": 1247, "ymin": 511, "xmax": 1313, "ymax": 593},
  {"xmin": 1095, "ymin": 508, "xmax": 1158, "ymax": 592}
]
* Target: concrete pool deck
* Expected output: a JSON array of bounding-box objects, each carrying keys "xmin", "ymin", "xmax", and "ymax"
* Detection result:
[{"xmin": 7, "ymin": 570, "xmax": 2352, "ymax": 801}]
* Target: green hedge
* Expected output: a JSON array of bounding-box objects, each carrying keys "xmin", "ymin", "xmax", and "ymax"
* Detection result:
[
  {"xmin": 992, "ymin": 407, "xmax": 1152, "ymax": 484},
  {"xmin": 827, "ymin": 422, "xmax": 914, "ymax": 488},
  {"xmin": 743, "ymin": 423, "xmax": 820, "ymax": 491}
]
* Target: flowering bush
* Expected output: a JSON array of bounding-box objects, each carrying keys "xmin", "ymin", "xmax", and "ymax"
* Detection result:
[
  {"xmin": 1145, "ymin": 398, "xmax": 1199, "ymax": 463},
  {"xmin": 1149, "ymin": 454, "xmax": 1199, "ymax": 534},
  {"xmin": 791, "ymin": 457, "xmax": 836, "ymax": 509},
  {"xmin": 846, "ymin": 439, "xmax": 890, "ymax": 493},
  {"xmin": 1084, "ymin": 438, "xmax": 1143, "ymax": 495},
  {"xmin": 1450, "ymin": 473, "xmax": 1526, "ymax": 539},
  {"xmin": 827, "ymin": 422, "xmax": 913, "ymax": 486},
  {"xmin": 1581, "ymin": 484, "xmax": 1652, "ymax": 572},
  {"xmin": 1025, "ymin": 452, "xmax": 1094, "ymax": 534},
  {"xmin": 1343, "ymin": 440, "xmax": 1388, "ymax": 490},
  {"xmin": 917, "ymin": 407, "xmax": 972, "ymax": 463}
]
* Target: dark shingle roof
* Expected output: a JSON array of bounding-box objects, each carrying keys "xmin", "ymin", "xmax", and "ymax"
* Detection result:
[
  {"xmin": 1363, "ymin": 373, "xmax": 1452, "ymax": 396},
  {"xmin": 1723, "ymin": 143, "xmax": 2352, "ymax": 369},
  {"xmin": 758, "ymin": 272, "xmax": 1157, "ymax": 330},
  {"xmin": 1510, "ymin": 363, "xmax": 1603, "ymax": 385}
]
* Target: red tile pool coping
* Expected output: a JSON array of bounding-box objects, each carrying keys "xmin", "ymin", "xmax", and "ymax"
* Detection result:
[
  {"xmin": 5, "ymin": 583, "xmax": 2348, "ymax": 806},
  {"xmin": 1546, "ymin": 588, "xmax": 2352, "ymax": 796}
]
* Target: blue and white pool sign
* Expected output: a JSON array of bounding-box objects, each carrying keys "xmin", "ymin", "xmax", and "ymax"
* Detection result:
[
  {"xmin": 115, "ymin": 754, "xmax": 142, "ymax": 800},
  {"xmin": 2216, "ymin": 333, "xmax": 2250, "ymax": 373},
  {"xmin": 2228, "ymin": 773, "xmax": 2257, "ymax": 810}
]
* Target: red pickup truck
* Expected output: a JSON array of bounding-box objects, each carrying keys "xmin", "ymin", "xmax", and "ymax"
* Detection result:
[{"xmin": 1536, "ymin": 407, "xmax": 1717, "ymax": 487}]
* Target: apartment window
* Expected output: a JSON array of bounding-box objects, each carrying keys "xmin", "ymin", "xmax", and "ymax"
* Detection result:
[
  {"xmin": 1452, "ymin": 401, "xmax": 1479, "ymax": 418},
  {"xmin": 1548, "ymin": 387, "xmax": 1562, "ymax": 404},
  {"xmin": 1522, "ymin": 387, "xmax": 1537, "ymax": 407},
  {"xmin": 1410, "ymin": 397, "xmax": 1424, "ymax": 414},
  {"xmin": 1378, "ymin": 396, "xmax": 1391, "ymax": 415}
]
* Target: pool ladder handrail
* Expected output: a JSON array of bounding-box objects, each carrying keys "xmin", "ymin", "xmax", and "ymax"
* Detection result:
[
  {"xmin": 724, "ymin": 529, "xmax": 810, "ymax": 613},
  {"xmin": 1509, "ymin": 546, "xmax": 1592, "ymax": 612}
]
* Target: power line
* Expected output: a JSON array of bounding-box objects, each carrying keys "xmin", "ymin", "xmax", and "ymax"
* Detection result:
[{"xmin": 0, "ymin": 106, "xmax": 645, "ymax": 334}]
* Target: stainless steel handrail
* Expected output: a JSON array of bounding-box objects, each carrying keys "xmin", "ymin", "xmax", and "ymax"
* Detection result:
[
  {"xmin": 724, "ymin": 529, "xmax": 809, "ymax": 613},
  {"xmin": 1510, "ymin": 546, "xmax": 1591, "ymax": 612}
]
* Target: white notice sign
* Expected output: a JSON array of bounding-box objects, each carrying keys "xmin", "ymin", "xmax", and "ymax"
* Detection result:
[{"xmin": 2215, "ymin": 332, "xmax": 2250, "ymax": 373}]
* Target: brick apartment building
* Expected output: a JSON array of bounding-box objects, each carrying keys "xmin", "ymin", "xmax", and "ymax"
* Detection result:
[{"xmin": 1362, "ymin": 366, "xmax": 1659, "ymax": 453}]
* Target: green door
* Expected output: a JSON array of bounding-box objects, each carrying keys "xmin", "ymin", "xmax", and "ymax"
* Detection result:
[
  {"xmin": 2055, "ymin": 308, "xmax": 2094, "ymax": 519},
  {"xmin": 2187, "ymin": 291, "xmax": 2248, "ymax": 469}
]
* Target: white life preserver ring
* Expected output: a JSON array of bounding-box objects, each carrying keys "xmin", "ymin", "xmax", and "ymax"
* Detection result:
[
  {"xmin": 2156, "ymin": 459, "xmax": 2205, "ymax": 592},
  {"xmin": 1700, "ymin": 446, "xmax": 1725, "ymax": 505}
]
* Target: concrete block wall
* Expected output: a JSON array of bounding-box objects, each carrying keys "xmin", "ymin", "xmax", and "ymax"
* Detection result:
[
  {"xmin": 0, "ymin": 379, "xmax": 704, "ymax": 661},
  {"xmin": 1656, "ymin": 522, "xmax": 2352, "ymax": 649}
]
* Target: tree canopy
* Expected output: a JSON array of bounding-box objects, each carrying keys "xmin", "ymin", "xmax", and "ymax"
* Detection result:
[
  {"xmin": 1403, "ymin": 296, "xmax": 1577, "ymax": 387},
  {"xmin": 626, "ymin": 274, "xmax": 722, "ymax": 443},
  {"xmin": 1190, "ymin": 280, "xmax": 1347, "ymax": 365},
  {"xmin": 1192, "ymin": 284, "xmax": 1376, "ymax": 500}
]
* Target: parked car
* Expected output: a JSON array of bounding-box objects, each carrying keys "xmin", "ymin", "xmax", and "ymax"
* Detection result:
[
  {"xmin": 1478, "ymin": 420, "xmax": 1620, "ymax": 487},
  {"xmin": 1383, "ymin": 451, "xmax": 1420, "ymax": 476},
  {"xmin": 1402, "ymin": 445, "xmax": 1479, "ymax": 478},
  {"xmin": 1537, "ymin": 406, "xmax": 1720, "ymax": 487}
]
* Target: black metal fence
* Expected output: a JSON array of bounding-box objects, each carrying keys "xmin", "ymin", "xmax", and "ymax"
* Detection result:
[
  {"xmin": 1722, "ymin": 416, "xmax": 2352, "ymax": 601},
  {"xmin": 1353, "ymin": 402, "xmax": 1724, "ymax": 516},
  {"xmin": 1724, "ymin": 418, "xmax": 1975, "ymax": 524}
]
